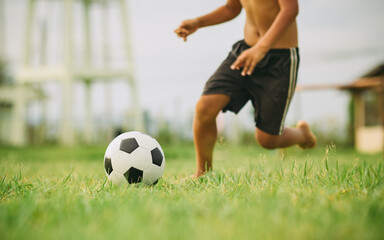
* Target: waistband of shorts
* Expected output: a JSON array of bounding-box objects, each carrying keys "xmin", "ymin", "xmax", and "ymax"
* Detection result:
[{"xmin": 239, "ymin": 39, "xmax": 299, "ymax": 54}]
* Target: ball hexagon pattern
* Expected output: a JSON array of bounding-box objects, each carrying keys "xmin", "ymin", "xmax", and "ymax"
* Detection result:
[
  {"xmin": 120, "ymin": 138, "xmax": 139, "ymax": 154},
  {"xmin": 104, "ymin": 157, "xmax": 113, "ymax": 175},
  {"xmin": 124, "ymin": 167, "xmax": 143, "ymax": 184},
  {"xmin": 104, "ymin": 131, "xmax": 165, "ymax": 185},
  {"xmin": 151, "ymin": 148, "xmax": 163, "ymax": 167}
]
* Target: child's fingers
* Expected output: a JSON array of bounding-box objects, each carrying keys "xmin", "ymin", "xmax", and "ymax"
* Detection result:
[
  {"xmin": 175, "ymin": 28, "xmax": 189, "ymax": 35},
  {"xmin": 246, "ymin": 59, "xmax": 257, "ymax": 75},
  {"xmin": 241, "ymin": 58, "xmax": 252, "ymax": 76},
  {"xmin": 174, "ymin": 28, "xmax": 190, "ymax": 41},
  {"xmin": 231, "ymin": 55, "xmax": 245, "ymax": 70},
  {"xmin": 174, "ymin": 29, "xmax": 184, "ymax": 35}
]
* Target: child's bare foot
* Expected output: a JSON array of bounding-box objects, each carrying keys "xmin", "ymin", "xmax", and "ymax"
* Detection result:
[
  {"xmin": 182, "ymin": 171, "xmax": 206, "ymax": 181},
  {"xmin": 297, "ymin": 121, "xmax": 317, "ymax": 149},
  {"xmin": 190, "ymin": 171, "xmax": 206, "ymax": 179}
]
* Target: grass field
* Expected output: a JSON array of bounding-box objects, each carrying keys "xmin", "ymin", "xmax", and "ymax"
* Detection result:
[{"xmin": 1, "ymin": 142, "xmax": 383, "ymax": 240}]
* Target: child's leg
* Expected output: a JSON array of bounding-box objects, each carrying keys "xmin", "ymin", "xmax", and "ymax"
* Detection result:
[
  {"xmin": 256, "ymin": 121, "xmax": 316, "ymax": 149},
  {"xmin": 193, "ymin": 94, "xmax": 230, "ymax": 177}
]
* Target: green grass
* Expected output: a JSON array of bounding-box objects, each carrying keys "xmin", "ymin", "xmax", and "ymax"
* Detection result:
[{"xmin": 0, "ymin": 143, "xmax": 383, "ymax": 240}]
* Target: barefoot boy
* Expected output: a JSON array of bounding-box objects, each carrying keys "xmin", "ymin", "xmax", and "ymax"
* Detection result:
[{"xmin": 174, "ymin": 0, "xmax": 316, "ymax": 178}]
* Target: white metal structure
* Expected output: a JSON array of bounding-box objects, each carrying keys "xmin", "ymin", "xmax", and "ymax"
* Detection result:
[{"xmin": 12, "ymin": 0, "xmax": 141, "ymax": 146}]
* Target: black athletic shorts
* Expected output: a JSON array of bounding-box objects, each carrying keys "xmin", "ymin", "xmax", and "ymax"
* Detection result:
[{"xmin": 202, "ymin": 40, "xmax": 299, "ymax": 135}]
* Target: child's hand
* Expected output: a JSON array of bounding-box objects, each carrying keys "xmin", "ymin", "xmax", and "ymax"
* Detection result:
[
  {"xmin": 174, "ymin": 19, "xmax": 200, "ymax": 41},
  {"xmin": 231, "ymin": 46, "xmax": 268, "ymax": 76}
]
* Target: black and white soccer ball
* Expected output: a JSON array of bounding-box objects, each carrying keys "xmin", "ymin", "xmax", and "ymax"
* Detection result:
[{"xmin": 104, "ymin": 131, "xmax": 165, "ymax": 185}]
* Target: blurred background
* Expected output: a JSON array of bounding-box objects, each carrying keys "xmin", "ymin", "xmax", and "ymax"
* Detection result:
[{"xmin": 0, "ymin": 0, "xmax": 383, "ymax": 151}]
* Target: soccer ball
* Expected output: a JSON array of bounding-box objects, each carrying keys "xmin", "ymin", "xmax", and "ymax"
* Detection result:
[{"xmin": 104, "ymin": 131, "xmax": 165, "ymax": 185}]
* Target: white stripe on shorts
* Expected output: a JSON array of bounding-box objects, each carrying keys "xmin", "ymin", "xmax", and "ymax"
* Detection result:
[{"xmin": 279, "ymin": 48, "xmax": 298, "ymax": 134}]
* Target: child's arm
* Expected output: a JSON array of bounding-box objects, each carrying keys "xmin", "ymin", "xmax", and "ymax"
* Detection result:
[
  {"xmin": 231, "ymin": 0, "xmax": 299, "ymax": 76},
  {"xmin": 174, "ymin": 0, "xmax": 242, "ymax": 41}
]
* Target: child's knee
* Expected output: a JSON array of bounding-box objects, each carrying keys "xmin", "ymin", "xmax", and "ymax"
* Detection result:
[
  {"xmin": 195, "ymin": 98, "xmax": 218, "ymax": 122},
  {"xmin": 255, "ymin": 131, "xmax": 278, "ymax": 150}
]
